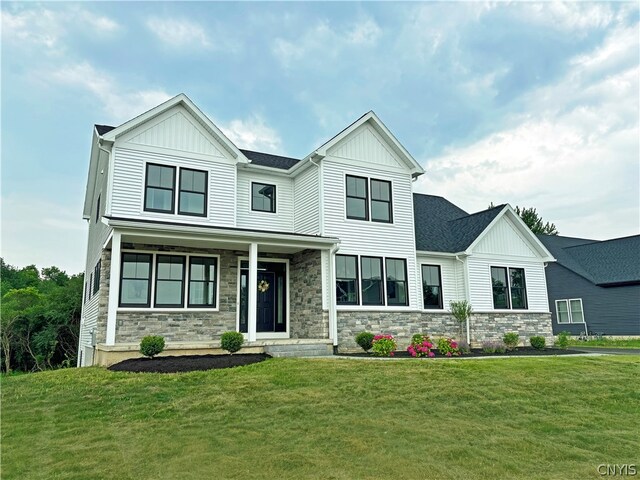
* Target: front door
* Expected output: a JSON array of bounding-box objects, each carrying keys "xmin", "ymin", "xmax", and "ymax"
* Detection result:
[
  {"xmin": 256, "ymin": 271, "xmax": 276, "ymax": 332},
  {"xmin": 239, "ymin": 261, "xmax": 287, "ymax": 334}
]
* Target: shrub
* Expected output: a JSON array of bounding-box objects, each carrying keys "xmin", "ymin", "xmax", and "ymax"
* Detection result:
[
  {"xmin": 220, "ymin": 331, "xmax": 244, "ymax": 354},
  {"xmin": 437, "ymin": 338, "xmax": 460, "ymax": 357},
  {"xmin": 457, "ymin": 341, "xmax": 471, "ymax": 355},
  {"xmin": 371, "ymin": 334, "xmax": 397, "ymax": 357},
  {"xmin": 503, "ymin": 332, "xmax": 519, "ymax": 351},
  {"xmin": 407, "ymin": 333, "xmax": 434, "ymax": 358},
  {"xmin": 481, "ymin": 341, "xmax": 506, "ymax": 354},
  {"xmin": 530, "ymin": 336, "xmax": 546, "ymax": 350},
  {"xmin": 140, "ymin": 335, "xmax": 165, "ymax": 358},
  {"xmin": 556, "ymin": 331, "xmax": 570, "ymax": 349},
  {"xmin": 355, "ymin": 332, "xmax": 375, "ymax": 352}
]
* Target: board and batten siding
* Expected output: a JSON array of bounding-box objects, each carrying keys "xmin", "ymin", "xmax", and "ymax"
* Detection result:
[
  {"xmin": 110, "ymin": 146, "xmax": 236, "ymax": 227},
  {"xmin": 293, "ymin": 166, "xmax": 320, "ymax": 234},
  {"xmin": 416, "ymin": 255, "xmax": 466, "ymax": 310},
  {"xmin": 236, "ymin": 170, "xmax": 294, "ymax": 232},
  {"xmin": 322, "ymin": 157, "xmax": 420, "ymax": 309},
  {"xmin": 467, "ymin": 255, "xmax": 550, "ymax": 312},
  {"xmin": 474, "ymin": 215, "xmax": 538, "ymax": 257}
]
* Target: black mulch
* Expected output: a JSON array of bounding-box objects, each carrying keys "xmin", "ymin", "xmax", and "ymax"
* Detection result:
[
  {"xmin": 340, "ymin": 348, "xmax": 584, "ymax": 358},
  {"xmin": 108, "ymin": 353, "xmax": 271, "ymax": 373}
]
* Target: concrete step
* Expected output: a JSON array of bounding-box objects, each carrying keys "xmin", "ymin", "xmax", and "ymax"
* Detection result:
[{"xmin": 264, "ymin": 343, "xmax": 333, "ymax": 358}]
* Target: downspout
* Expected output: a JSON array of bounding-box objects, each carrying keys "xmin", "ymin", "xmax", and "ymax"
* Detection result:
[
  {"xmin": 309, "ymin": 156, "xmax": 324, "ymax": 236},
  {"xmin": 456, "ymin": 255, "xmax": 471, "ymax": 345}
]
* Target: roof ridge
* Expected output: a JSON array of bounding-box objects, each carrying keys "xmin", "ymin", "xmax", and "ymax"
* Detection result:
[
  {"xmin": 239, "ymin": 148, "xmax": 299, "ymax": 161},
  {"xmin": 450, "ymin": 204, "xmax": 505, "ymax": 222},
  {"xmin": 565, "ymin": 234, "xmax": 640, "ymax": 248}
]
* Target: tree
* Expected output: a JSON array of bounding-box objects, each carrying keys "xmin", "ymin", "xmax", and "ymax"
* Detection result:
[
  {"xmin": 1, "ymin": 287, "xmax": 43, "ymax": 372},
  {"xmin": 488, "ymin": 203, "xmax": 558, "ymax": 235}
]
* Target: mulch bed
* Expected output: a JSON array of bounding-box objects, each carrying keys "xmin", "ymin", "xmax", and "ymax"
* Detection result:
[
  {"xmin": 340, "ymin": 348, "xmax": 583, "ymax": 358},
  {"xmin": 108, "ymin": 353, "xmax": 271, "ymax": 373}
]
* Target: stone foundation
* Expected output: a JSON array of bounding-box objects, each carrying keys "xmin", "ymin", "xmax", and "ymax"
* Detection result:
[
  {"xmin": 289, "ymin": 249, "xmax": 328, "ymax": 339},
  {"xmin": 469, "ymin": 312, "xmax": 554, "ymax": 347}
]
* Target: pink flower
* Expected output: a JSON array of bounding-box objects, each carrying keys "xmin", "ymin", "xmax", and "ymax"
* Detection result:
[
  {"xmin": 390, "ymin": 352, "xmax": 395, "ymax": 357},
  {"xmin": 446, "ymin": 352, "xmax": 452, "ymax": 357},
  {"xmin": 428, "ymin": 351, "xmax": 435, "ymax": 357},
  {"xmin": 451, "ymin": 342, "xmax": 458, "ymax": 349}
]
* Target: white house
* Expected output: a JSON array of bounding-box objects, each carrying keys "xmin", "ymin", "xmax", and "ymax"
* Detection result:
[{"xmin": 78, "ymin": 94, "xmax": 555, "ymax": 366}]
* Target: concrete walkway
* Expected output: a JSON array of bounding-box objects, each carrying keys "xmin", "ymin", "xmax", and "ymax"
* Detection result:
[{"xmin": 569, "ymin": 347, "xmax": 640, "ymax": 356}]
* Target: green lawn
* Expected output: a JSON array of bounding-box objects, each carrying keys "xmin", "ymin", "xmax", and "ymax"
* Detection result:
[
  {"xmin": 567, "ymin": 338, "xmax": 640, "ymax": 349},
  {"xmin": 2, "ymin": 356, "xmax": 639, "ymax": 480}
]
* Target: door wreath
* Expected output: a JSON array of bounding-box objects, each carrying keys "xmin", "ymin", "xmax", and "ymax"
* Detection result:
[{"xmin": 257, "ymin": 279, "xmax": 270, "ymax": 293}]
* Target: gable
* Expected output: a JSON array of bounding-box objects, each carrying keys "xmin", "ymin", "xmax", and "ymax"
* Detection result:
[
  {"xmin": 123, "ymin": 106, "xmax": 226, "ymax": 158},
  {"xmin": 473, "ymin": 215, "xmax": 538, "ymax": 257},
  {"xmin": 328, "ymin": 124, "xmax": 405, "ymax": 168}
]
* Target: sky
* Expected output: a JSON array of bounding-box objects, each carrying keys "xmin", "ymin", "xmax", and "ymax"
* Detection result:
[{"xmin": 1, "ymin": 1, "xmax": 639, "ymax": 274}]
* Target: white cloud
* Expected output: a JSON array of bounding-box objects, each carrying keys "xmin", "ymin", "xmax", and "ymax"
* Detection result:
[
  {"xmin": 145, "ymin": 16, "xmax": 211, "ymax": 48},
  {"xmin": 516, "ymin": 2, "xmax": 614, "ymax": 32},
  {"xmin": 415, "ymin": 23, "xmax": 639, "ymax": 240},
  {"xmin": 50, "ymin": 62, "xmax": 171, "ymax": 124},
  {"xmin": 347, "ymin": 18, "xmax": 382, "ymax": 46},
  {"xmin": 219, "ymin": 115, "xmax": 282, "ymax": 153}
]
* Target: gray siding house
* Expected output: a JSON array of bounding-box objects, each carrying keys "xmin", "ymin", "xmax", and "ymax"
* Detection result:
[{"xmin": 538, "ymin": 234, "xmax": 640, "ymax": 336}]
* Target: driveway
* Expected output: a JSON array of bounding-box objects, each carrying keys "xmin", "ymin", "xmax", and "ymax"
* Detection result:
[{"xmin": 570, "ymin": 347, "xmax": 640, "ymax": 355}]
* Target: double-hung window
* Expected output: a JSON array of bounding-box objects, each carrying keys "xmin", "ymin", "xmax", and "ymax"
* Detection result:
[
  {"xmin": 556, "ymin": 299, "xmax": 584, "ymax": 324},
  {"xmin": 361, "ymin": 257, "xmax": 384, "ymax": 305},
  {"xmin": 370, "ymin": 179, "xmax": 392, "ymax": 223},
  {"xmin": 346, "ymin": 175, "xmax": 393, "ymax": 223},
  {"xmin": 336, "ymin": 255, "xmax": 359, "ymax": 305},
  {"xmin": 179, "ymin": 168, "xmax": 207, "ymax": 216},
  {"xmin": 145, "ymin": 164, "xmax": 175, "ymax": 213},
  {"xmin": 386, "ymin": 258, "xmax": 408, "ymax": 306},
  {"xmin": 155, "ymin": 255, "xmax": 185, "ymax": 308},
  {"xmin": 252, "ymin": 182, "xmax": 276, "ymax": 213},
  {"xmin": 188, "ymin": 257, "xmax": 217, "ymax": 308},
  {"xmin": 422, "ymin": 265, "xmax": 443, "ymax": 309},
  {"xmin": 93, "ymin": 260, "xmax": 101, "ymax": 294},
  {"xmin": 120, "ymin": 253, "xmax": 152, "ymax": 307},
  {"xmin": 491, "ymin": 266, "xmax": 528, "ymax": 309},
  {"xmin": 346, "ymin": 176, "xmax": 368, "ymax": 220}
]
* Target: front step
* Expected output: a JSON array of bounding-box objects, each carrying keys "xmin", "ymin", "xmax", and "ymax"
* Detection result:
[{"xmin": 264, "ymin": 343, "xmax": 334, "ymax": 358}]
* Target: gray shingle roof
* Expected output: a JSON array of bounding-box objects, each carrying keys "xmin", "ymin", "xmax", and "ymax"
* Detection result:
[
  {"xmin": 537, "ymin": 234, "xmax": 640, "ymax": 286},
  {"xmin": 95, "ymin": 124, "xmax": 116, "ymax": 135},
  {"xmin": 240, "ymin": 149, "xmax": 300, "ymax": 170},
  {"xmin": 413, "ymin": 193, "xmax": 504, "ymax": 252}
]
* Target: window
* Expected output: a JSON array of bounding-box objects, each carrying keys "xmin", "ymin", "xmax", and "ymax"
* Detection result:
[
  {"xmin": 370, "ymin": 179, "xmax": 392, "ymax": 223},
  {"xmin": 179, "ymin": 168, "xmax": 207, "ymax": 216},
  {"xmin": 89, "ymin": 273, "xmax": 93, "ymax": 299},
  {"xmin": 85, "ymin": 281, "xmax": 89, "ymax": 304},
  {"xmin": 422, "ymin": 265, "xmax": 443, "ymax": 309},
  {"xmin": 556, "ymin": 299, "xmax": 584, "ymax": 324},
  {"xmin": 120, "ymin": 253, "xmax": 152, "ymax": 307},
  {"xmin": 155, "ymin": 255, "xmax": 185, "ymax": 308},
  {"xmin": 491, "ymin": 266, "xmax": 528, "ymax": 309},
  {"xmin": 95, "ymin": 195, "xmax": 100, "ymax": 223},
  {"xmin": 361, "ymin": 257, "xmax": 384, "ymax": 305},
  {"xmin": 386, "ymin": 258, "xmax": 408, "ymax": 306},
  {"xmin": 145, "ymin": 164, "xmax": 175, "ymax": 213},
  {"xmin": 188, "ymin": 257, "xmax": 217, "ymax": 308},
  {"xmin": 336, "ymin": 255, "xmax": 358, "ymax": 305},
  {"xmin": 93, "ymin": 260, "xmax": 101, "ymax": 295},
  {"xmin": 346, "ymin": 175, "xmax": 368, "ymax": 220},
  {"xmin": 252, "ymin": 182, "xmax": 276, "ymax": 213}
]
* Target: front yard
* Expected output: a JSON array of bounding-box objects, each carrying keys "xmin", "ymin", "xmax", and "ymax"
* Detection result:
[{"xmin": 2, "ymin": 356, "xmax": 639, "ymax": 479}]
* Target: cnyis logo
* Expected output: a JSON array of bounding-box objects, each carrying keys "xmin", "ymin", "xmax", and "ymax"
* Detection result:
[{"xmin": 597, "ymin": 464, "xmax": 637, "ymax": 476}]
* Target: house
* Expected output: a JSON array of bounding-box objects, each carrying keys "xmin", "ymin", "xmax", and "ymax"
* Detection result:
[
  {"xmin": 537, "ymin": 234, "xmax": 640, "ymax": 337},
  {"xmin": 78, "ymin": 94, "xmax": 556, "ymax": 366}
]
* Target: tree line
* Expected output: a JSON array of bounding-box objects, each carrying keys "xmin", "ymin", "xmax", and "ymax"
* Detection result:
[{"xmin": 1, "ymin": 259, "xmax": 82, "ymax": 373}]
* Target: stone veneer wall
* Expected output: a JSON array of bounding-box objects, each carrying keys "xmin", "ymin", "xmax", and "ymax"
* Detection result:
[
  {"xmin": 95, "ymin": 249, "xmax": 111, "ymax": 344},
  {"xmin": 289, "ymin": 249, "xmax": 328, "ymax": 339},
  {"xmin": 337, "ymin": 311, "xmax": 553, "ymax": 352}
]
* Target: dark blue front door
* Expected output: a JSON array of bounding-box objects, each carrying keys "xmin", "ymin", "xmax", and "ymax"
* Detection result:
[{"xmin": 256, "ymin": 272, "xmax": 276, "ymax": 332}]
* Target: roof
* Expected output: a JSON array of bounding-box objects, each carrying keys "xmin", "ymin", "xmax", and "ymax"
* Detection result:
[
  {"xmin": 413, "ymin": 194, "xmax": 504, "ymax": 252},
  {"xmin": 538, "ymin": 234, "xmax": 640, "ymax": 286},
  {"xmin": 95, "ymin": 124, "xmax": 115, "ymax": 135},
  {"xmin": 240, "ymin": 149, "xmax": 300, "ymax": 170}
]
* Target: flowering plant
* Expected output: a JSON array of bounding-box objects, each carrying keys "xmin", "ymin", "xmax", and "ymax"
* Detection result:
[
  {"xmin": 371, "ymin": 334, "xmax": 397, "ymax": 357},
  {"xmin": 437, "ymin": 337, "xmax": 461, "ymax": 357},
  {"xmin": 407, "ymin": 333, "xmax": 435, "ymax": 358}
]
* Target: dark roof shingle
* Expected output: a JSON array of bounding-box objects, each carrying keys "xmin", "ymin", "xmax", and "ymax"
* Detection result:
[
  {"xmin": 95, "ymin": 124, "xmax": 116, "ymax": 135},
  {"xmin": 240, "ymin": 149, "xmax": 300, "ymax": 170}
]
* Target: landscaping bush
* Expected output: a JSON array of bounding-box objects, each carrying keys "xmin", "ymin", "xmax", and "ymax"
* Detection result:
[
  {"xmin": 355, "ymin": 332, "xmax": 375, "ymax": 352},
  {"xmin": 503, "ymin": 332, "xmax": 519, "ymax": 351},
  {"xmin": 556, "ymin": 331, "xmax": 570, "ymax": 349},
  {"xmin": 482, "ymin": 341, "xmax": 506, "ymax": 354},
  {"xmin": 530, "ymin": 336, "xmax": 546, "ymax": 350},
  {"xmin": 140, "ymin": 336, "xmax": 165, "ymax": 358},
  {"xmin": 457, "ymin": 341, "xmax": 471, "ymax": 355},
  {"xmin": 407, "ymin": 333, "xmax": 434, "ymax": 358},
  {"xmin": 371, "ymin": 334, "xmax": 397, "ymax": 357},
  {"xmin": 220, "ymin": 331, "xmax": 244, "ymax": 354},
  {"xmin": 437, "ymin": 338, "xmax": 460, "ymax": 357}
]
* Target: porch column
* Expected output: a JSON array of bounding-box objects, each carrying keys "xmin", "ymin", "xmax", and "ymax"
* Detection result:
[
  {"xmin": 328, "ymin": 247, "xmax": 338, "ymax": 346},
  {"xmin": 247, "ymin": 242, "xmax": 258, "ymax": 342},
  {"xmin": 105, "ymin": 231, "xmax": 121, "ymax": 346}
]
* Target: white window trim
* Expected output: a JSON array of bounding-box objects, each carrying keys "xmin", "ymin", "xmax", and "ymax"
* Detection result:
[
  {"xmin": 117, "ymin": 249, "xmax": 220, "ymax": 312},
  {"xmin": 555, "ymin": 298, "xmax": 585, "ymax": 324},
  {"xmin": 342, "ymin": 172, "xmax": 395, "ymax": 225}
]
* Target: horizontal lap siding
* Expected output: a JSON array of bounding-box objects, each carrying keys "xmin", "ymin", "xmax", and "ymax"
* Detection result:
[
  {"xmin": 111, "ymin": 146, "xmax": 236, "ymax": 227},
  {"xmin": 467, "ymin": 255, "xmax": 549, "ymax": 312},
  {"xmin": 323, "ymin": 159, "xmax": 419, "ymax": 309},
  {"xmin": 294, "ymin": 167, "xmax": 319, "ymax": 234},
  {"xmin": 236, "ymin": 170, "xmax": 294, "ymax": 232}
]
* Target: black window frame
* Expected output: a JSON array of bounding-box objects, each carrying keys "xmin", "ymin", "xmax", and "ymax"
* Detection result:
[
  {"xmin": 93, "ymin": 260, "xmax": 101, "ymax": 295},
  {"xmin": 187, "ymin": 256, "xmax": 218, "ymax": 308},
  {"xmin": 251, "ymin": 182, "xmax": 277, "ymax": 213},
  {"xmin": 178, "ymin": 168, "xmax": 208, "ymax": 217},
  {"xmin": 336, "ymin": 254, "xmax": 359, "ymax": 305},
  {"xmin": 509, "ymin": 267, "xmax": 528, "ymax": 310},
  {"xmin": 491, "ymin": 266, "xmax": 510, "ymax": 309},
  {"xmin": 421, "ymin": 264, "xmax": 443, "ymax": 309},
  {"xmin": 361, "ymin": 256, "xmax": 384, "ymax": 306},
  {"xmin": 119, "ymin": 253, "xmax": 153, "ymax": 308},
  {"xmin": 144, "ymin": 163, "xmax": 176, "ymax": 214},
  {"xmin": 95, "ymin": 195, "xmax": 100, "ymax": 223},
  {"xmin": 345, "ymin": 175, "xmax": 369, "ymax": 221},
  {"xmin": 370, "ymin": 179, "xmax": 393, "ymax": 223},
  {"xmin": 385, "ymin": 258, "xmax": 409, "ymax": 306},
  {"xmin": 154, "ymin": 255, "xmax": 186, "ymax": 308}
]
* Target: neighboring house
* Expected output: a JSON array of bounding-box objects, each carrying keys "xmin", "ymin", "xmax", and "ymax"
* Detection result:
[
  {"xmin": 78, "ymin": 94, "xmax": 555, "ymax": 366},
  {"xmin": 537, "ymin": 234, "xmax": 640, "ymax": 337}
]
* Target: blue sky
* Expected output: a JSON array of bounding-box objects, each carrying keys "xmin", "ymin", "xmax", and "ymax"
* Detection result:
[{"xmin": 2, "ymin": 1, "xmax": 639, "ymax": 273}]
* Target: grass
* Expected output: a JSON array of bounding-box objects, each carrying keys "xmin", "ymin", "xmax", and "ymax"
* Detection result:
[
  {"xmin": 2, "ymin": 356, "xmax": 639, "ymax": 480},
  {"xmin": 567, "ymin": 338, "xmax": 640, "ymax": 349}
]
